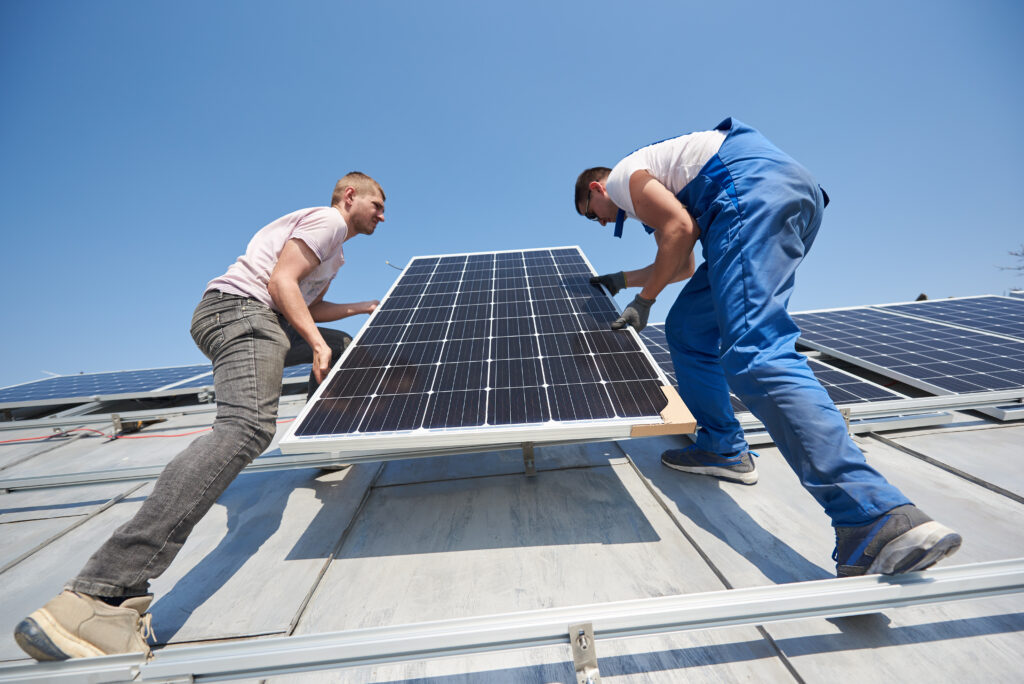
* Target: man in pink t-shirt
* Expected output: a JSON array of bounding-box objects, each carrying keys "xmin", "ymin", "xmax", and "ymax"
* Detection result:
[{"xmin": 15, "ymin": 173, "xmax": 386, "ymax": 662}]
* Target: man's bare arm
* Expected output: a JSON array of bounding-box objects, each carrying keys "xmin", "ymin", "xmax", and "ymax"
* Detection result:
[
  {"xmin": 267, "ymin": 239, "xmax": 332, "ymax": 383},
  {"xmin": 628, "ymin": 170, "xmax": 700, "ymax": 301}
]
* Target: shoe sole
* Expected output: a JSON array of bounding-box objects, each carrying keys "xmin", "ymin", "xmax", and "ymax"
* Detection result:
[
  {"xmin": 661, "ymin": 457, "xmax": 758, "ymax": 485},
  {"xmin": 14, "ymin": 609, "xmax": 106, "ymax": 661},
  {"xmin": 868, "ymin": 521, "xmax": 963, "ymax": 575}
]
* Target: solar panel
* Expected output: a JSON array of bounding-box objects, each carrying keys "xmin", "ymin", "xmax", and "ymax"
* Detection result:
[
  {"xmin": 638, "ymin": 323, "xmax": 905, "ymax": 413},
  {"xmin": 793, "ymin": 307, "xmax": 1024, "ymax": 394},
  {"xmin": 1010, "ymin": 291, "xmax": 1024, "ymax": 299},
  {"xmin": 875, "ymin": 296, "xmax": 1024, "ymax": 341},
  {"xmin": 0, "ymin": 362, "xmax": 318, "ymax": 409},
  {"xmin": 0, "ymin": 365, "xmax": 212, "ymax": 409},
  {"xmin": 280, "ymin": 247, "xmax": 688, "ymax": 455}
]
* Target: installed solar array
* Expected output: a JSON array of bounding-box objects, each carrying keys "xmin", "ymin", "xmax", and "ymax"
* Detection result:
[
  {"xmin": 638, "ymin": 323, "xmax": 904, "ymax": 413},
  {"xmin": 0, "ymin": 363, "xmax": 313, "ymax": 409},
  {"xmin": 876, "ymin": 295, "xmax": 1024, "ymax": 341},
  {"xmin": 793, "ymin": 306, "xmax": 1024, "ymax": 394},
  {"xmin": 0, "ymin": 365, "xmax": 211, "ymax": 408},
  {"xmin": 281, "ymin": 247, "xmax": 672, "ymax": 454}
]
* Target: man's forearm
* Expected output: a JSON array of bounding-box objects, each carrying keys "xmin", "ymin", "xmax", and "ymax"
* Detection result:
[
  {"xmin": 308, "ymin": 300, "xmax": 375, "ymax": 323},
  {"xmin": 269, "ymin": 279, "xmax": 325, "ymax": 350}
]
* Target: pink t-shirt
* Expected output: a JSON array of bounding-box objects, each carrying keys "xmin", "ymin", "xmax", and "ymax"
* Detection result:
[{"xmin": 206, "ymin": 207, "xmax": 348, "ymax": 310}]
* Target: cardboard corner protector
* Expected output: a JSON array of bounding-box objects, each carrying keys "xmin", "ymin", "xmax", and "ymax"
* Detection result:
[{"xmin": 630, "ymin": 385, "xmax": 696, "ymax": 437}]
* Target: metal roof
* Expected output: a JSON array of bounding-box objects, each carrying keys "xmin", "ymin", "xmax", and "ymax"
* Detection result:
[{"xmin": 1, "ymin": 334, "xmax": 1023, "ymax": 681}]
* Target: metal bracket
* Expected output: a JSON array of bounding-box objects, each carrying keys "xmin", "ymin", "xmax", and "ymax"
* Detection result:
[
  {"xmin": 522, "ymin": 442, "xmax": 536, "ymax": 477},
  {"xmin": 111, "ymin": 413, "xmax": 122, "ymax": 435},
  {"xmin": 569, "ymin": 622, "xmax": 600, "ymax": 684},
  {"xmin": 840, "ymin": 406, "xmax": 851, "ymax": 434},
  {"xmin": 197, "ymin": 389, "xmax": 214, "ymax": 404}
]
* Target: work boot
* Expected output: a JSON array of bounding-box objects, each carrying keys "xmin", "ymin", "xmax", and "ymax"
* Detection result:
[
  {"xmin": 661, "ymin": 444, "xmax": 758, "ymax": 485},
  {"xmin": 13, "ymin": 591, "xmax": 154, "ymax": 661},
  {"xmin": 833, "ymin": 505, "xmax": 962, "ymax": 577}
]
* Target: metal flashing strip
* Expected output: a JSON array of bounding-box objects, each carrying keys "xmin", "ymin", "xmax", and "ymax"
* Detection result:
[{"xmin": 2, "ymin": 559, "xmax": 1021, "ymax": 683}]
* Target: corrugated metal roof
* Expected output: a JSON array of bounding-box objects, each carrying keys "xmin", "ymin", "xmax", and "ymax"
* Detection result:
[{"xmin": 1, "ymin": 362, "xmax": 1022, "ymax": 681}]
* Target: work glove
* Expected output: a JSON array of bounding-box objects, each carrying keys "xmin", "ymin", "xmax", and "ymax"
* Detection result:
[
  {"xmin": 612, "ymin": 294, "xmax": 655, "ymax": 332},
  {"xmin": 589, "ymin": 271, "xmax": 627, "ymax": 296}
]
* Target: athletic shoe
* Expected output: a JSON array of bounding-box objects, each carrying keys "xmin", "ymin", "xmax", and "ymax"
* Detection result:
[
  {"xmin": 660, "ymin": 444, "xmax": 758, "ymax": 485},
  {"xmin": 833, "ymin": 505, "xmax": 962, "ymax": 577},
  {"xmin": 14, "ymin": 591, "xmax": 153, "ymax": 661}
]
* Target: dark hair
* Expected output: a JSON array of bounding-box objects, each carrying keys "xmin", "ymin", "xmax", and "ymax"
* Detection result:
[{"xmin": 574, "ymin": 167, "xmax": 611, "ymax": 214}]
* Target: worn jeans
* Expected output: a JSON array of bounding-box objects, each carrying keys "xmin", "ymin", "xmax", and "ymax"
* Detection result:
[{"xmin": 67, "ymin": 291, "xmax": 348, "ymax": 597}]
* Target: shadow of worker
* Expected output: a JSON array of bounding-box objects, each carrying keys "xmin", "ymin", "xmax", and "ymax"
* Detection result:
[
  {"xmin": 629, "ymin": 439, "xmax": 833, "ymax": 584},
  {"xmin": 148, "ymin": 467, "xmax": 346, "ymax": 643}
]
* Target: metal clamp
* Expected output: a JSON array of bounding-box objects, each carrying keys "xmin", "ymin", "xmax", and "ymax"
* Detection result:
[
  {"xmin": 569, "ymin": 622, "xmax": 600, "ymax": 684},
  {"xmin": 522, "ymin": 442, "xmax": 536, "ymax": 477}
]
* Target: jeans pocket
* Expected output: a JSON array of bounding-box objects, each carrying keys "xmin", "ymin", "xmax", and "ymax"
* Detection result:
[{"xmin": 191, "ymin": 309, "xmax": 226, "ymax": 360}]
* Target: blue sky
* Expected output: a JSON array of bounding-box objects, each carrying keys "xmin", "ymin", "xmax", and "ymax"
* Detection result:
[{"xmin": 1, "ymin": 1, "xmax": 1022, "ymax": 388}]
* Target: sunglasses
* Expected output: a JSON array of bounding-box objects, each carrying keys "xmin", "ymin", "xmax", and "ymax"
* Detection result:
[{"xmin": 584, "ymin": 189, "xmax": 598, "ymax": 221}]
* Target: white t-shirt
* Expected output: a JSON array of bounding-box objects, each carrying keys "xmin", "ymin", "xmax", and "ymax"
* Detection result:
[
  {"xmin": 206, "ymin": 207, "xmax": 348, "ymax": 310},
  {"xmin": 605, "ymin": 130, "xmax": 726, "ymax": 219}
]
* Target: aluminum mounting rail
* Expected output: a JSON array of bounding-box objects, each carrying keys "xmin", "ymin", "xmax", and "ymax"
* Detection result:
[{"xmin": 2, "ymin": 558, "xmax": 1022, "ymax": 683}]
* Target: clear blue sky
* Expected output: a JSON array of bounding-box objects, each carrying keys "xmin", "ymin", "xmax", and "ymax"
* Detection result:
[{"xmin": 1, "ymin": 1, "xmax": 1022, "ymax": 388}]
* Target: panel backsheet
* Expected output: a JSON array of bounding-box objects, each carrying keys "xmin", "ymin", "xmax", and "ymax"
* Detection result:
[
  {"xmin": 639, "ymin": 323, "xmax": 904, "ymax": 412},
  {"xmin": 875, "ymin": 296, "xmax": 1024, "ymax": 341},
  {"xmin": 294, "ymin": 248, "xmax": 669, "ymax": 438},
  {"xmin": 793, "ymin": 307, "xmax": 1024, "ymax": 393}
]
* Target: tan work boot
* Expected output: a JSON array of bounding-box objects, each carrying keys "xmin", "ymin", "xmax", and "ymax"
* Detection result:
[{"xmin": 13, "ymin": 591, "xmax": 154, "ymax": 661}]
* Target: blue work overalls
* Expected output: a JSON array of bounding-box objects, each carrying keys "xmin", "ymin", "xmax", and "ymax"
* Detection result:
[{"xmin": 651, "ymin": 118, "xmax": 909, "ymax": 526}]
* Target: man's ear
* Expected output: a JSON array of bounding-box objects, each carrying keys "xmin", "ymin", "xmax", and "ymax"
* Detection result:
[
  {"xmin": 343, "ymin": 186, "xmax": 357, "ymax": 205},
  {"xmin": 589, "ymin": 180, "xmax": 606, "ymax": 195}
]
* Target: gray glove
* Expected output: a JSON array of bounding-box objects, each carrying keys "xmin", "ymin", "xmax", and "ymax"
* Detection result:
[
  {"xmin": 590, "ymin": 271, "xmax": 626, "ymax": 296},
  {"xmin": 612, "ymin": 294, "xmax": 655, "ymax": 331}
]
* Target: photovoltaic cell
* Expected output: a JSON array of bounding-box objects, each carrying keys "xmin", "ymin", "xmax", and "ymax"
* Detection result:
[
  {"xmin": 874, "ymin": 296, "xmax": 1024, "ymax": 341},
  {"xmin": 638, "ymin": 323, "xmax": 904, "ymax": 413},
  {"xmin": 289, "ymin": 248, "xmax": 670, "ymax": 444},
  {"xmin": 793, "ymin": 307, "xmax": 1024, "ymax": 394}
]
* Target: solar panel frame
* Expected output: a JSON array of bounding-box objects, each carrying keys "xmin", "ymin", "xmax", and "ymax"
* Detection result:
[{"xmin": 279, "ymin": 247, "xmax": 681, "ymax": 456}]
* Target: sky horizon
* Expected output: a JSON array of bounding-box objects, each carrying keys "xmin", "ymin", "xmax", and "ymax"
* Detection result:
[{"xmin": 2, "ymin": 1, "xmax": 1022, "ymax": 388}]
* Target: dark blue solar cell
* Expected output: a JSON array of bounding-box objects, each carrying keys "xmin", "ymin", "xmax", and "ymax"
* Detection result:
[{"xmin": 292, "ymin": 248, "xmax": 670, "ymax": 437}]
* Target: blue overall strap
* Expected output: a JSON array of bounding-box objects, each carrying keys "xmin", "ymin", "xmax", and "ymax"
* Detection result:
[{"xmin": 612, "ymin": 210, "xmax": 656, "ymax": 238}]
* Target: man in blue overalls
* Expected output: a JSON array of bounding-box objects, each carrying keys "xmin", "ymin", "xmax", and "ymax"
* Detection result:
[{"xmin": 575, "ymin": 118, "xmax": 961, "ymax": 577}]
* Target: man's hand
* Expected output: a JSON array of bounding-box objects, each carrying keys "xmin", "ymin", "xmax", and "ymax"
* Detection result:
[
  {"xmin": 312, "ymin": 341, "xmax": 333, "ymax": 384},
  {"xmin": 363, "ymin": 300, "xmax": 380, "ymax": 315},
  {"xmin": 590, "ymin": 271, "xmax": 627, "ymax": 296},
  {"xmin": 612, "ymin": 294, "xmax": 655, "ymax": 332}
]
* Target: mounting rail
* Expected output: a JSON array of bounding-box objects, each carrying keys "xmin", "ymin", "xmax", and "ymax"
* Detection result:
[{"xmin": 1, "ymin": 558, "xmax": 1022, "ymax": 683}]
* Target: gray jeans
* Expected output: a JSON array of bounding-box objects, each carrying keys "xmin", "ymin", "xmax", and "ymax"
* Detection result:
[{"xmin": 67, "ymin": 291, "xmax": 348, "ymax": 597}]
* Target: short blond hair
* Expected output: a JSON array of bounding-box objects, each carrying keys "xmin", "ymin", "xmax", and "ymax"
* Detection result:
[{"xmin": 331, "ymin": 172, "xmax": 385, "ymax": 206}]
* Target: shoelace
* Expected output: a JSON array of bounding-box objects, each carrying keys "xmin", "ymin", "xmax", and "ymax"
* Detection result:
[{"xmin": 139, "ymin": 613, "xmax": 155, "ymax": 643}]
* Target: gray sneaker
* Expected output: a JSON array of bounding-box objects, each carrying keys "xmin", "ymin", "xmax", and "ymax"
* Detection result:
[
  {"xmin": 14, "ymin": 591, "xmax": 154, "ymax": 661},
  {"xmin": 661, "ymin": 444, "xmax": 758, "ymax": 485},
  {"xmin": 833, "ymin": 505, "xmax": 962, "ymax": 577}
]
